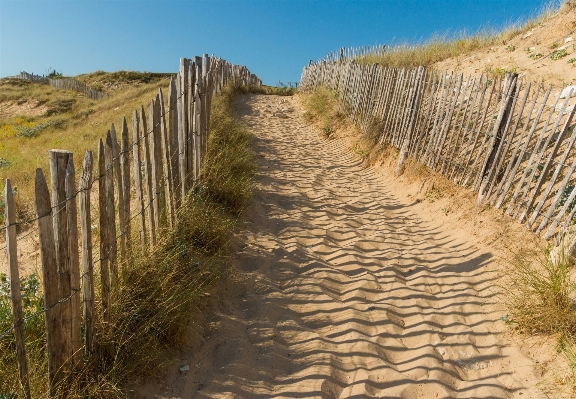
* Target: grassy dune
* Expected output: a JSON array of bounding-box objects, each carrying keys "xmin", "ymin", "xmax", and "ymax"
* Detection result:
[
  {"xmin": 0, "ymin": 72, "xmax": 171, "ymax": 220},
  {"xmin": 358, "ymin": 1, "xmax": 568, "ymax": 70}
]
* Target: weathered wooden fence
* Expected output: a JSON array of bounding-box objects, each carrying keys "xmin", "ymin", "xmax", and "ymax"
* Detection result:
[
  {"xmin": 312, "ymin": 44, "xmax": 417, "ymax": 64},
  {"xmin": 300, "ymin": 58, "xmax": 576, "ymax": 249},
  {"xmin": 13, "ymin": 71, "xmax": 109, "ymax": 100},
  {"xmin": 3, "ymin": 55, "xmax": 261, "ymax": 396}
]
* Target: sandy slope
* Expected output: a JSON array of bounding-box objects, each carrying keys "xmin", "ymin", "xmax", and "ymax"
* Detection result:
[
  {"xmin": 436, "ymin": 6, "xmax": 576, "ymax": 88},
  {"xmin": 140, "ymin": 94, "xmax": 555, "ymax": 399}
]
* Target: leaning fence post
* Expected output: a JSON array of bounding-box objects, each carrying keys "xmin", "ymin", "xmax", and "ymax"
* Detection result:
[
  {"xmin": 48, "ymin": 149, "xmax": 73, "ymax": 375},
  {"xmin": 79, "ymin": 150, "xmax": 95, "ymax": 356},
  {"xmin": 395, "ymin": 66, "xmax": 426, "ymax": 177},
  {"xmin": 35, "ymin": 168, "xmax": 63, "ymax": 395},
  {"xmin": 5, "ymin": 179, "xmax": 31, "ymax": 399}
]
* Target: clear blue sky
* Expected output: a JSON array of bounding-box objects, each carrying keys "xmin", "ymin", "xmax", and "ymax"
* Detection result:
[{"xmin": 0, "ymin": 0, "xmax": 552, "ymax": 86}]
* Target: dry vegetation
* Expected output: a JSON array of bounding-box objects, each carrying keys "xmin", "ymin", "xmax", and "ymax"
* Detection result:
[{"xmin": 0, "ymin": 82, "xmax": 255, "ymax": 398}]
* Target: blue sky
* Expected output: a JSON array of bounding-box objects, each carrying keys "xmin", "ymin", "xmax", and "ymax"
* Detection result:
[{"xmin": 0, "ymin": 0, "xmax": 551, "ymax": 86}]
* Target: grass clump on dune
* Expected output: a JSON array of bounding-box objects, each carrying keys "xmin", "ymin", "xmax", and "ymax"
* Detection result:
[
  {"xmin": 358, "ymin": 1, "xmax": 562, "ymax": 69},
  {"xmin": 503, "ymin": 244, "xmax": 576, "ymax": 391},
  {"xmin": 301, "ymin": 86, "xmax": 345, "ymax": 139},
  {"xmin": 0, "ymin": 82, "xmax": 254, "ymax": 398}
]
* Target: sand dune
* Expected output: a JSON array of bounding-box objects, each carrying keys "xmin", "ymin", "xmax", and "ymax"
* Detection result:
[{"xmin": 143, "ymin": 94, "xmax": 551, "ymax": 399}]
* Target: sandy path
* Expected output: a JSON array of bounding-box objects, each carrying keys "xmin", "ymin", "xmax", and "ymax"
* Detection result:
[{"xmin": 154, "ymin": 94, "xmax": 546, "ymax": 399}]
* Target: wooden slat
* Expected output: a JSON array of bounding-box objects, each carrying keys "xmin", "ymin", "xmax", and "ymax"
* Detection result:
[
  {"xmin": 189, "ymin": 59, "xmax": 199, "ymax": 185},
  {"xmin": 35, "ymin": 167, "xmax": 63, "ymax": 393},
  {"xmin": 193, "ymin": 58, "xmax": 202, "ymax": 180},
  {"xmin": 476, "ymin": 74, "xmax": 518, "ymax": 203},
  {"xmin": 131, "ymin": 110, "xmax": 147, "ymax": 248},
  {"xmin": 460, "ymin": 77, "xmax": 497, "ymax": 187},
  {"xmin": 141, "ymin": 106, "xmax": 156, "ymax": 246},
  {"xmin": 110, "ymin": 124, "xmax": 127, "ymax": 266},
  {"xmin": 498, "ymin": 85, "xmax": 549, "ymax": 211},
  {"xmin": 545, "ymin": 155, "xmax": 576, "ymax": 239},
  {"xmin": 159, "ymin": 88, "xmax": 174, "ymax": 227},
  {"xmin": 489, "ymin": 81, "xmax": 533, "ymax": 206},
  {"xmin": 428, "ymin": 73, "xmax": 456, "ymax": 168},
  {"xmin": 97, "ymin": 139, "xmax": 111, "ymax": 322},
  {"xmin": 177, "ymin": 65, "xmax": 188, "ymax": 198},
  {"xmin": 422, "ymin": 73, "xmax": 449, "ymax": 164},
  {"xmin": 149, "ymin": 98, "xmax": 161, "ymax": 229},
  {"xmin": 110, "ymin": 124, "xmax": 126, "ymax": 262},
  {"xmin": 413, "ymin": 72, "xmax": 440, "ymax": 160},
  {"xmin": 5, "ymin": 179, "xmax": 31, "ymax": 399},
  {"xmin": 65, "ymin": 154, "xmax": 82, "ymax": 367},
  {"xmin": 105, "ymin": 132, "xmax": 118, "ymax": 283},
  {"xmin": 453, "ymin": 76, "xmax": 487, "ymax": 183},
  {"xmin": 168, "ymin": 77, "xmax": 180, "ymax": 209},
  {"xmin": 120, "ymin": 117, "xmax": 131, "ymax": 252},
  {"xmin": 382, "ymin": 68, "xmax": 405, "ymax": 144},
  {"xmin": 525, "ymin": 96, "xmax": 576, "ymax": 228},
  {"xmin": 435, "ymin": 74, "xmax": 466, "ymax": 173},
  {"xmin": 510, "ymin": 89, "xmax": 562, "ymax": 218},
  {"xmin": 394, "ymin": 68, "xmax": 417, "ymax": 147},
  {"xmin": 79, "ymin": 150, "xmax": 95, "ymax": 356},
  {"xmin": 538, "ymin": 141, "xmax": 576, "ymax": 236},
  {"xmin": 48, "ymin": 149, "xmax": 73, "ymax": 373},
  {"xmin": 471, "ymin": 77, "xmax": 504, "ymax": 191},
  {"xmin": 441, "ymin": 75, "xmax": 473, "ymax": 175},
  {"xmin": 448, "ymin": 76, "xmax": 481, "ymax": 179}
]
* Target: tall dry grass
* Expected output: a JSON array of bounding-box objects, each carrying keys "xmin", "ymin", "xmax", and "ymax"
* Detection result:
[{"xmin": 358, "ymin": 1, "xmax": 563, "ymax": 69}]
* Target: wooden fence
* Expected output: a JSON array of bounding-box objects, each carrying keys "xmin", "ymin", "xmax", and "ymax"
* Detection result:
[
  {"xmin": 300, "ymin": 59, "xmax": 576, "ymax": 249},
  {"xmin": 312, "ymin": 44, "xmax": 417, "ymax": 64},
  {"xmin": 14, "ymin": 71, "xmax": 109, "ymax": 100},
  {"xmin": 3, "ymin": 55, "xmax": 261, "ymax": 397}
]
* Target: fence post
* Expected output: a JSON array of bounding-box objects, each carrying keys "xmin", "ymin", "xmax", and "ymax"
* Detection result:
[
  {"xmin": 178, "ymin": 59, "xmax": 189, "ymax": 198},
  {"xmin": 48, "ymin": 149, "xmax": 73, "ymax": 375},
  {"xmin": 110, "ymin": 124, "xmax": 126, "ymax": 261},
  {"xmin": 79, "ymin": 150, "xmax": 95, "ymax": 356},
  {"xmin": 189, "ymin": 59, "xmax": 198, "ymax": 185},
  {"xmin": 193, "ymin": 57, "xmax": 203, "ymax": 180},
  {"xmin": 395, "ymin": 66, "xmax": 426, "ymax": 177},
  {"xmin": 477, "ymin": 73, "xmax": 518, "ymax": 204},
  {"xmin": 131, "ymin": 111, "xmax": 147, "ymax": 248},
  {"xmin": 35, "ymin": 168, "xmax": 63, "ymax": 394},
  {"xmin": 121, "ymin": 117, "xmax": 132, "ymax": 252},
  {"xmin": 168, "ymin": 77, "xmax": 180, "ymax": 210},
  {"xmin": 97, "ymin": 140, "xmax": 111, "ymax": 323},
  {"xmin": 150, "ymin": 97, "xmax": 162, "ymax": 228},
  {"xmin": 141, "ymin": 106, "xmax": 156, "ymax": 246},
  {"xmin": 159, "ymin": 88, "xmax": 175, "ymax": 227},
  {"xmin": 4, "ymin": 179, "xmax": 31, "ymax": 399},
  {"xmin": 65, "ymin": 155, "xmax": 82, "ymax": 367},
  {"xmin": 105, "ymin": 132, "xmax": 118, "ymax": 282}
]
